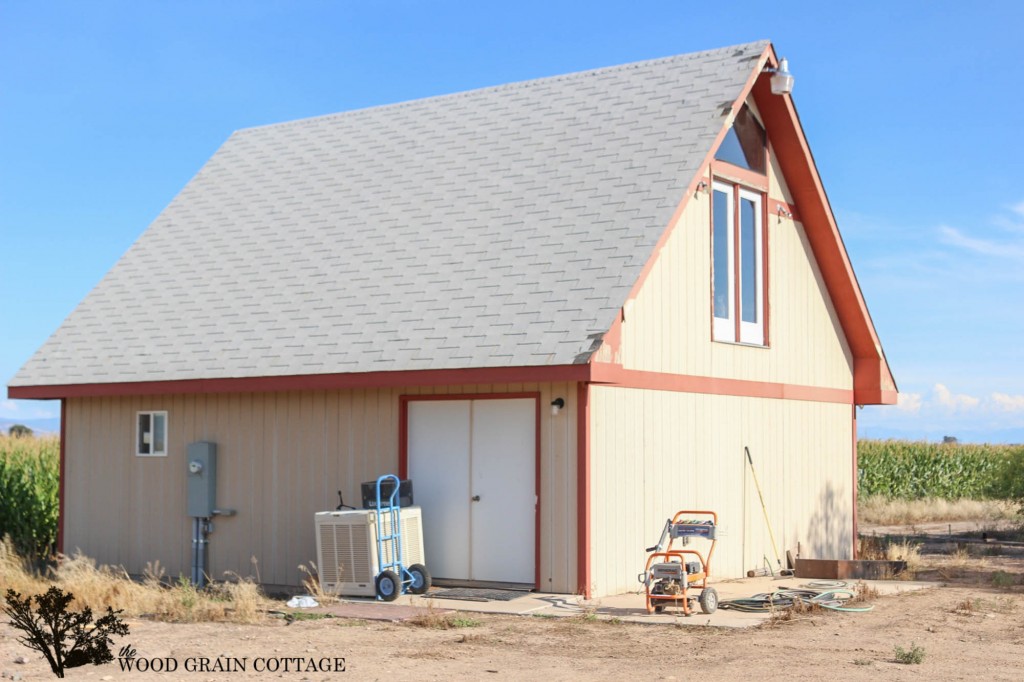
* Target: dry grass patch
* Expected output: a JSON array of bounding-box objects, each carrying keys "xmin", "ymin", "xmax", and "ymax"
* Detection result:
[
  {"xmin": 405, "ymin": 600, "xmax": 480, "ymax": 630},
  {"xmin": 764, "ymin": 598, "xmax": 823, "ymax": 626},
  {"xmin": 297, "ymin": 561, "xmax": 339, "ymax": 605},
  {"xmin": 858, "ymin": 496, "xmax": 1018, "ymax": 526},
  {"xmin": 860, "ymin": 537, "xmax": 922, "ymax": 577},
  {"xmin": 0, "ymin": 537, "xmax": 270, "ymax": 623},
  {"xmin": 953, "ymin": 597, "xmax": 978, "ymax": 614},
  {"xmin": 847, "ymin": 581, "xmax": 879, "ymax": 605}
]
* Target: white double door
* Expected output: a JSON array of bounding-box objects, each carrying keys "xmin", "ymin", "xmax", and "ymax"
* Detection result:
[{"xmin": 408, "ymin": 398, "xmax": 535, "ymax": 585}]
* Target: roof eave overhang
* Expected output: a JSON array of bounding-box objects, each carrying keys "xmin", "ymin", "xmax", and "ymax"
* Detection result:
[{"xmin": 7, "ymin": 364, "xmax": 593, "ymax": 400}]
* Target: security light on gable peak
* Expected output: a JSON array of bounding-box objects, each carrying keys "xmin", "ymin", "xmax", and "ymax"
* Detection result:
[{"xmin": 765, "ymin": 57, "xmax": 795, "ymax": 95}]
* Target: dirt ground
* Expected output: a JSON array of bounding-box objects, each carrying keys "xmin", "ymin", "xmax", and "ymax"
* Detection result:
[{"xmin": 2, "ymin": 526, "xmax": 1023, "ymax": 681}]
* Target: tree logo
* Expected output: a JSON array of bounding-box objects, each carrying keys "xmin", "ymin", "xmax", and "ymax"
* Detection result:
[{"xmin": 3, "ymin": 586, "xmax": 129, "ymax": 679}]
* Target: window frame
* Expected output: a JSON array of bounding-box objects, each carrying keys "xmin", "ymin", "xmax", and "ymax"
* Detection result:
[
  {"xmin": 136, "ymin": 411, "xmax": 168, "ymax": 457},
  {"xmin": 711, "ymin": 179, "xmax": 767, "ymax": 347},
  {"xmin": 711, "ymin": 181, "xmax": 736, "ymax": 342},
  {"xmin": 737, "ymin": 187, "xmax": 765, "ymax": 345}
]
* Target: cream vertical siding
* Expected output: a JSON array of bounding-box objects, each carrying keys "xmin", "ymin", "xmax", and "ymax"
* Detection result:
[
  {"xmin": 64, "ymin": 382, "xmax": 577, "ymax": 592},
  {"xmin": 589, "ymin": 385, "xmax": 853, "ymax": 597},
  {"xmin": 608, "ymin": 154, "xmax": 854, "ymax": 390}
]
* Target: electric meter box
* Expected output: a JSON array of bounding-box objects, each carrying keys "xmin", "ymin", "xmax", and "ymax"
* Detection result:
[{"xmin": 187, "ymin": 441, "xmax": 217, "ymax": 517}]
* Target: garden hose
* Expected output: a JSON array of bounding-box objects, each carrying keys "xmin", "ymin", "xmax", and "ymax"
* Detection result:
[
  {"xmin": 800, "ymin": 580, "xmax": 848, "ymax": 590},
  {"xmin": 718, "ymin": 584, "xmax": 874, "ymax": 613}
]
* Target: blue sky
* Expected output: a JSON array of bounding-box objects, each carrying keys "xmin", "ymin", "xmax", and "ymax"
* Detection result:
[{"xmin": 2, "ymin": 1, "xmax": 1022, "ymax": 442}]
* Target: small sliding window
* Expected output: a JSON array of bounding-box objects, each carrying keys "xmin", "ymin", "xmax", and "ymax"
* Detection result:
[{"xmin": 137, "ymin": 411, "xmax": 168, "ymax": 457}]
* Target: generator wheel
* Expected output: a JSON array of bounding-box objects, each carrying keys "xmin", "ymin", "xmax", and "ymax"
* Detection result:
[
  {"xmin": 407, "ymin": 564, "xmax": 432, "ymax": 595},
  {"xmin": 653, "ymin": 602, "xmax": 666, "ymax": 614},
  {"xmin": 376, "ymin": 570, "xmax": 401, "ymax": 601},
  {"xmin": 699, "ymin": 587, "xmax": 718, "ymax": 614}
]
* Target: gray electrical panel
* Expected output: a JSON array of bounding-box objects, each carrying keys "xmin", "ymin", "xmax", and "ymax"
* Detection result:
[{"xmin": 186, "ymin": 441, "xmax": 217, "ymax": 517}]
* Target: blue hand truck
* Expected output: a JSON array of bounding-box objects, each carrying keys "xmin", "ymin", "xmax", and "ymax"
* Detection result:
[{"xmin": 373, "ymin": 474, "xmax": 431, "ymax": 601}]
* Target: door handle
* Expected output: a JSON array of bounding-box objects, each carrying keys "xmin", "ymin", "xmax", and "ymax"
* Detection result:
[{"xmin": 471, "ymin": 495, "xmax": 481, "ymax": 502}]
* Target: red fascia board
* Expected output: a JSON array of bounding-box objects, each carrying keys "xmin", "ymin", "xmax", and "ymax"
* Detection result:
[
  {"xmin": 854, "ymin": 388, "xmax": 898, "ymax": 406},
  {"xmin": 751, "ymin": 49, "xmax": 894, "ymax": 393},
  {"xmin": 597, "ymin": 44, "xmax": 895, "ymax": 402},
  {"xmin": 10, "ymin": 362, "xmax": 894, "ymax": 404},
  {"xmin": 7, "ymin": 364, "xmax": 591, "ymax": 400}
]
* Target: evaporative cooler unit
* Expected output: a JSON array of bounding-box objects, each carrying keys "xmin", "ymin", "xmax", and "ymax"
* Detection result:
[{"xmin": 314, "ymin": 507, "xmax": 426, "ymax": 597}]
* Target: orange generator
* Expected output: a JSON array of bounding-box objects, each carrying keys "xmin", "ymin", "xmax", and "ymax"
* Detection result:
[{"xmin": 638, "ymin": 510, "xmax": 718, "ymax": 615}]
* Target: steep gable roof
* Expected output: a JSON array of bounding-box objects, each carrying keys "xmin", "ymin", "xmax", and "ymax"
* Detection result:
[{"xmin": 11, "ymin": 41, "xmax": 770, "ymax": 388}]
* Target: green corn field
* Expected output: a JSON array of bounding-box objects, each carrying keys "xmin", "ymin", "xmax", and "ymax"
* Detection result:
[
  {"xmin": 0, "ymin": 434, "xmax": 59, "ymax": 560},
  {"xmin": 858, "ymin": 439, "xmax": 1024, "ymax": 501},
  {"xmin": 2, "ymin": 434, "xmax": 1021, "ymax": 563}
]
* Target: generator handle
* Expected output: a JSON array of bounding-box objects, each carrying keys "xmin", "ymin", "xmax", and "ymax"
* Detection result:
[{"xmin": 645, "ymin": 518, "xmax": 673, "ymax": 553}]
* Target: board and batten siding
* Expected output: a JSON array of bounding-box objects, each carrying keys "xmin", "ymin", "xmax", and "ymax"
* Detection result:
[
  {"xmin": 600, "ymin": 149, "xmax": 853, "ymax": 390},
  {"xmin": 589, "ymin": 385, "xmax": 853, "ymax": 596},
  {"xmin": 63, "ymin": 382, "xmax": 577, "ymax": 592}
]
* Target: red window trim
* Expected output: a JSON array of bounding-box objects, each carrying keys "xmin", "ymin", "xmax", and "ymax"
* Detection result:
[{"xmin": 710, "ymin": 179, "xmax": 770, "ymax": 347}]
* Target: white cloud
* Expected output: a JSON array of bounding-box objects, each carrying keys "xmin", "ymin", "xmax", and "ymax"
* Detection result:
[
  {"xmin": 939, "ymin": 201, "xmax": 1024, "ymax": 258},
  {"xmin": 896, "ymin": 392, "xmax": 922, "ymax": 413},
  {"xmin": 933, "ymin": 383, "xmax": 980, "ymax": 411},
  {"xmin": 938, "ymin": 225, "xmax": 1024, "ymax": 259},
  {"xmin": 0, "ymin": 400, "xmax": 58, "ymax": 420},
  {"xmin": 991, "ymin": 392, "xmax": 1024, "ymax": 412}
]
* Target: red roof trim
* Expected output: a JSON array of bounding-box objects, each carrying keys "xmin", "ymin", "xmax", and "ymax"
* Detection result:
[
  {"xmin": 7, "ymin": 365, "xmax": 590, "ymax": 399},
  {"xmin": 594, "ymin": 43, "xmax": 895, "ymax": 405},
  {"xmin": 752, "ymin": 46, "xmax": 895, "ymax": 398}
]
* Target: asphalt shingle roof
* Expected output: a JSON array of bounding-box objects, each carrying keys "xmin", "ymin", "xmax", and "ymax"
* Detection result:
[{"xmin": 11, "ymin": 41, "xmax": 768, "ymax": 387}]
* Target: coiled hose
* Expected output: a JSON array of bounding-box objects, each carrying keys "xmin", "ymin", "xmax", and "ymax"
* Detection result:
[{"xmin": 718, "ymin": 581, "xmax": 874, "ymax": 613}]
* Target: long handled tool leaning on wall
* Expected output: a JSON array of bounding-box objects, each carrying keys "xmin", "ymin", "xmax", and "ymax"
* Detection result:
[{"xmin": 745, "ymin": 446, "xmax": 793, "ymax": 577}]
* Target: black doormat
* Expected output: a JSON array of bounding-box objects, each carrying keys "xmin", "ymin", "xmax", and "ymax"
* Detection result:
[{"xmin": 428, "ymin": 587, "xmax": 530, "ymax": 602}]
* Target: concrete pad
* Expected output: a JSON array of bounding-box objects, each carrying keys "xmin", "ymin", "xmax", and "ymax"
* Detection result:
[
  {"xmin": 316, "ymin": 576, "xmax": 938, "ymax": 628},
  {"xmin": 306, "ymin": 601, "xmax": 447, "ymax": 622}
]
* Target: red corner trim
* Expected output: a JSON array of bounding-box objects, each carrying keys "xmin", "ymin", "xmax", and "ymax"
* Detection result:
[
  {"xmin": 852, "ymin": 404, "xmax": 859, "ymax": 559},
  {"xmin": 58, "ymin": 398, "xmax": 66, "ymax": 555},
  {"xmin": 576, "ymin": 381, "xmax": 591, "ymax": 598}
]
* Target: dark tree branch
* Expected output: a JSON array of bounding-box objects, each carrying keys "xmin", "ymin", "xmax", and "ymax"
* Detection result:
[{"xmin": 3, "ymin": 587, "xmax": 129, "ymax": 678}]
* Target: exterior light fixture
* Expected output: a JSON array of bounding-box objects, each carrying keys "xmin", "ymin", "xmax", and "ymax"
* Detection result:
[
  {"xmin": 764, "ymin": 57, "xmax": 794, "ymax": 95},
  {"xmin": 551, "ymin": 397, "xmax": 565, "ymax": 416}
]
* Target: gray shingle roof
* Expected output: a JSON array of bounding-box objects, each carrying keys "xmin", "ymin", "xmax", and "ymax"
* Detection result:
[{"xmin": 11, "ymin": 41, "xmax": 768, "ymax": 387}]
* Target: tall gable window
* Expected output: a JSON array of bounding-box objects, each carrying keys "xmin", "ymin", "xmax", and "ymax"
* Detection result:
[
  {"xmin": 712, "ymin": 182, "xmax": 764, "ymax": 345},
  {"xmin": 711, "ymin": 101, "xmax": 768, "ymax": 346},
  {"xmin": 137, "ymin": 411, "xmax": 168, "ymax": 456},
  {"xmin": 714, "ymin": 105, "xmax": 766, "ymax": 174}
]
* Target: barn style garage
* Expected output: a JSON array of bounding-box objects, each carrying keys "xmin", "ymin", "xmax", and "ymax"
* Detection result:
[{"xmin": 9, "ymin": 40, "xmax": 895, "ymax": 598}]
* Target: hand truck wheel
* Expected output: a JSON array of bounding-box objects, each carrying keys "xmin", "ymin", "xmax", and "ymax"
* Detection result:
[
  {"xmin": 407, "ymin": 563, "xmax": 432, "ymax": 595},
  {"xmin": 376, "ymin": 570, "xmax": 401, "ymax": 601}
]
